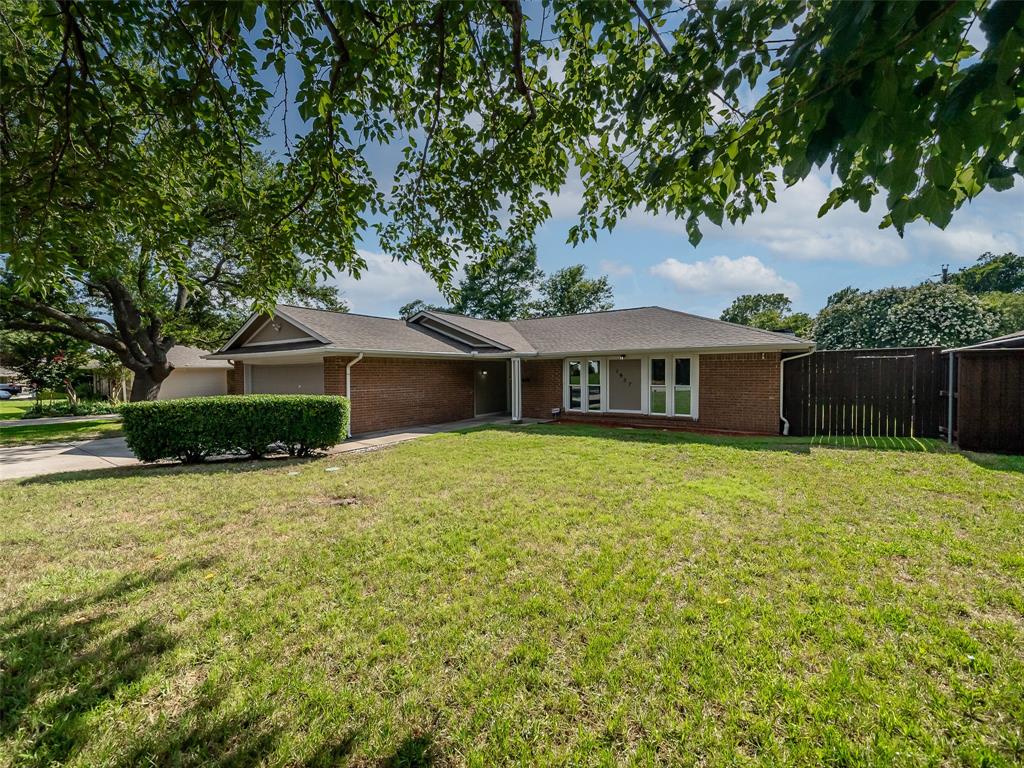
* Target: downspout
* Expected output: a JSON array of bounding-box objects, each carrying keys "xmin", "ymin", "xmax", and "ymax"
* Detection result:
[
  {"xmin": 947, "ymin": 351, "xmax": 954, "ymax": 445},
  {"xmin": 780, "ymin": 349, "xmax": 815, "ymax": 436},
  {"xmin": 345, "ymin": 353, "xmax": 364, "ymax": 437}
]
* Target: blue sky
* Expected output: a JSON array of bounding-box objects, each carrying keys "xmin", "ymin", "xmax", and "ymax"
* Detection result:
[{"xmin": 330, "ymin": 172, "xmax": 1023, "ymax": 319}]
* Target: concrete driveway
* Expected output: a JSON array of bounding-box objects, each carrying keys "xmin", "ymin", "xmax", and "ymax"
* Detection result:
[
  {"xmin": 0, "ymin": 436, "xmax": 138, "ymax": 481},
  {"xmin": 0, "ymin": 416, "xmax": 544, "ymax": 481}
]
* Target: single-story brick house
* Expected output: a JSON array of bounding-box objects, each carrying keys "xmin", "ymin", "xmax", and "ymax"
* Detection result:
[{"xmin": 207, "ymin": 305, "xmax": 814, "ymax": 436}]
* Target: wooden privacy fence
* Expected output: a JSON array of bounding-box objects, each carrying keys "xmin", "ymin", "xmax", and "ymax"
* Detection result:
[{"xmin": 782, "ymin": 347, "xmax": 947, "ymax": 439}]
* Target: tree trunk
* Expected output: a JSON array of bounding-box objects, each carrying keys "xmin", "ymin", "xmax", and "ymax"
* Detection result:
[{"xmin": 130, "ymin": 368, "xmax": 165, "ymax": 401}]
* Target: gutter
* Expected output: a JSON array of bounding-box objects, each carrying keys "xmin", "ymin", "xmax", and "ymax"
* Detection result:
[
  {"xmin": 345, "ymin": 353, "xmax": 364, "ymax": 437},
  {"xmin": 779, "ymin": 349, "xmax": 815, "ymax": 436}
]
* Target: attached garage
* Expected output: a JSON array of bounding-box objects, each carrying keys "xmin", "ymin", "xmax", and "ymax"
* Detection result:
[{"xmin": 156, "ymin": 346, "xmax": 231, "ymax": 400}]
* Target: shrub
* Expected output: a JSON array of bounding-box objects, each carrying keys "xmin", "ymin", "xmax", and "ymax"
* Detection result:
[
  {"xmin": 28, "ymin": 399, "xmax": 115, "ymax": 418},
  {"xmin": 120, "ymin": 395, "xmax": 349, "ymax": 463}
]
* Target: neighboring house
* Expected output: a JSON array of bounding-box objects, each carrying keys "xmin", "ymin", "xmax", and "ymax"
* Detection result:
[
  {"xmin": 209, "ymin": 305, "xmax": 814, "ymax": 436},
  {"xmin": 90, "ymin": 345, "xmax": 233, "ymax": 400}
]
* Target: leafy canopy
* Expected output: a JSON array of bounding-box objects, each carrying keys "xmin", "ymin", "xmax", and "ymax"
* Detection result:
[
  {"xmin": 3, "ymin": 0, "xmax": 1021, "ymax": 303},
  {"xmin": 535, "ymin": 265, "xmax": 614, "ymax": 317},
  {"xmin": 720, "ymin": 293, "xmax": 812, "ymax": 338},
  {"xmin": 951, "ymin": 251, "xmax": 1024, "ymax": 294}
]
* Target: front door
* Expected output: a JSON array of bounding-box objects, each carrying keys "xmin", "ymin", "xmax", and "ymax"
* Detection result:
[{"xmin": 474, "ymin": 361, "xmax": 509, "ymax": 415}]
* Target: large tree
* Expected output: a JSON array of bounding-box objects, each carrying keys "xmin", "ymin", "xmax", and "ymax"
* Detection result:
[
  {"xmin": 720, "ymin": 293, "xmax": 813, "ymax": 338},
  {"xmin": 0, "ymin": 152, "xmax": 349, "ymax": 399},
  {"xmin": 3, "ymin": 1, "xmax": 1019, "ymax": 292},
  {"xmin": 534, "ymin": 265, "xmax": 614, "ymax": 317}
]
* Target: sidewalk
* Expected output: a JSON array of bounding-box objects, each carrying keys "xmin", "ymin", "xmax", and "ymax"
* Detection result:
[{"xmin": 0, "ymin": 413, "xmax": 121, "ymax": 428}]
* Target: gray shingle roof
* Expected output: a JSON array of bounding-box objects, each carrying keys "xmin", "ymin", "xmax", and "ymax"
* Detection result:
[
  {"xmin": 510, "ymin": 306, "xmax": 810, "ymax": 354},
  {"xmin": 275, "ymin": 305, "xmax": 474, "ymax": 354},
  {"xmin": 221, "ymin": 304, "xmax": 811, "ymax": 357},
  {"xmin": 423, "ymin": 311, "xmax": 537, "ymax": 353},
  {"xmin": 167, "ymin": 345, "xmax": 234, "ymax": 369}
]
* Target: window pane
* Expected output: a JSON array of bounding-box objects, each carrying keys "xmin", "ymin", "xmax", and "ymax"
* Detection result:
[
  {"xmin": 569, "ymin": 386, "xmax": 581, "ymax": 409},
  {"xmin": 588, "ymin": 385, "xmax": 601, "ymax": 410},
  {"xmin": 674, "ymin": 387, "xmax": 691, "ymax": 415},
  {"xmin": 650, "ymin": 358, "xmax": 665, "ymax": 386},
  {"xmin": 674, "ymin": 358, "xmax": 690, "ymax": 386},
  {"xmin": 587, "ymin": 360, "xmax": 601, "ymax": 385},
  {"xmin": 568, "ymin": 361, "xmax": 581, "ymax": 385},
  {"xmin": 650, "ymin": 387, "xmax": 666, "ymax": 414}
]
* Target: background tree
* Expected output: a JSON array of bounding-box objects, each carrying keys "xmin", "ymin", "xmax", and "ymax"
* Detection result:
[
  {"xmin": 9, "ymin": 335, "xmax": 91, "ymax": 408},
  {"xmin": 533, "ymin": 265, "xmax": 614, "ymax": 317},
  {"xmin": 399, "ymin": 300, "xmax": 451, "ymax": 320},
  {"xmin": 813, "ymin": 283, "xmax": 999, "ymax": 350},
  {"xmin": 949, "ymin": 252, "xmax": 1024, "ymax": 335},
  {"xmin": 951, "ymin": 252, "xmax": 1024, "ymax": 294},
  {"xmin": 720, "ymin": 294, "xmax": 813, "ymax": 338},
  {"xmin": 979, "ymin": 292, "xmax": 1024, "ymax": 336},
  {"xmin": 449, "ymin": 245, "xmax": 544, "ymax": 321}
]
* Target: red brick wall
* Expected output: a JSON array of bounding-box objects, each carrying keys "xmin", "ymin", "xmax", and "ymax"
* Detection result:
[
  {"xmin": 227, "ymin": 361, "xmax": 244, "ymax": 395},
  {"xmin": 323, "ymin": 356, "xmax": 475, "ymax": 434},
  {"xmin": 697, "ymin": 351, "xmax": 780, "ymax": 434},
  {"xmin": 522, "ymin": 359, "xmax": 562, "ymax": 419}
]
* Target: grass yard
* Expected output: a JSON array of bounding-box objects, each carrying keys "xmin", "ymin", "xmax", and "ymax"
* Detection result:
[
  {"xmin": 0, "ymin": 400, "xmax": 39, "ymax": 420},
  {"xmin": 1, "ymin": 424, "xmax": 1022, "ymax": 767},
  {"xmin": 0, "ymin": 419, "xmax": 122, "ymax": 447}
]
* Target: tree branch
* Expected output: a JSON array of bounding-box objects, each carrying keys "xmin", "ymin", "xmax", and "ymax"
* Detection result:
[{"xmin": 500, "ymin": 0, "xmax": 535, "ymax": 120}]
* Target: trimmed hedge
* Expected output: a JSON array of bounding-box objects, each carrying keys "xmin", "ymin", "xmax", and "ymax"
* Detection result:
[{"xmin": 120, "ymin": 395, "xmax": 349, "ymax": 463}]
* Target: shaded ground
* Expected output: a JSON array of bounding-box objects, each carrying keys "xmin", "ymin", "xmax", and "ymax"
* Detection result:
[{"xmin": 1, "ymin": 424, "xmax": 1022, "ymax": 766}]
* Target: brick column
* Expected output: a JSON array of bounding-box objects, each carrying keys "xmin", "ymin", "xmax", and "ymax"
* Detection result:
[{"xmin": 227, "ymin": 361, "xmax": 245, "ymax": 394}]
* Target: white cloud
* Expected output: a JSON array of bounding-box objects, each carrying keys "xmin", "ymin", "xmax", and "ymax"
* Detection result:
[
  {"xmin": 720, "ymin": 173, "xmax": 911, "ymax": 265},
  {"xmin": 650, "ymin": 255, "xmax": 798, "ymax": 298},
  {"xmin": 330, "ymin": 249, "xmax": 448, "ymax": 315},
  {"xmin": 599, "ymin": 258, "xmax": 634, "ymax": 277}
]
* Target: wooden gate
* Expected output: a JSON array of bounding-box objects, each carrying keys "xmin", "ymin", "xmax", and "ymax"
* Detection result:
[{"xmin": 783, "ymin": 347, "xmax": 946, "ymax": 438}]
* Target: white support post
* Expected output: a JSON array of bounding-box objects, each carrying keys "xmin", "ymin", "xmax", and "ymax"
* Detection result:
[{"xmin": 511, "ymin": 357, "xmax": 522, "ymax": 423}]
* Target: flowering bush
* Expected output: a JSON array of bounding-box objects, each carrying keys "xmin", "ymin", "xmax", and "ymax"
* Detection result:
[{"xmin": 814, "ymin": 283, "xmax": 1000, "ymax": 349}]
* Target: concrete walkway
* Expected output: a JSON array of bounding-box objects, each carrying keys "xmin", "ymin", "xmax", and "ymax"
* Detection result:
[
  {"xmin": 0, "ymin": 416, "xmax": 543, "ymax": 481},
  {"xmin": 0, "ymin": 412, "xmax": 121, "ymax": 428},
  {"xmin": 0, "ymin": 436, "xmax": 138, "ymax": 480}
]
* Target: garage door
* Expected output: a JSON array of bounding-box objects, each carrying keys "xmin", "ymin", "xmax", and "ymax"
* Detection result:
[{"xmin": 248, "ymin": 363, "xmax": 324, "ymax": 394}]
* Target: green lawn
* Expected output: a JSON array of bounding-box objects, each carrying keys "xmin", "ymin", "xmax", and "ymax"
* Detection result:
[
  {"xmin": 2, "ymin": 425, "xmax": 1022, "ymax": 767},
  {"xmin": 0, "ymin": 399, "xmax": 39, "ymax": 420},
  {"xmin": 0, "ymin": 419, "xmax": 122, "ymax": 446}
]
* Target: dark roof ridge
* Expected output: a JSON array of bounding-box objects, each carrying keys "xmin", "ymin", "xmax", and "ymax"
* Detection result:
[{"xmin": 511, "ymin": 306, "xmax": 659, "ymax": 323}]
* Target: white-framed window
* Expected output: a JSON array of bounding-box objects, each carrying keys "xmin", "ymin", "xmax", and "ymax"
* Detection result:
[
  {"xmin": 586, "ymin": 359, "xmax": 602, "ymax": 411},
  {"xmin": 649, "ymin": 358, "xmax": 667, "ymax": 415},
  {"xmin": 568, "ymin": 360, "xmax": 583, "ymax": 410},
  {"xmin": 673, "ymin": 357, "xmax": 694, "ymax": 417},
  {"xmin": 564, "ymin": 354, "xmax": 697, "ymax": 418}
]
